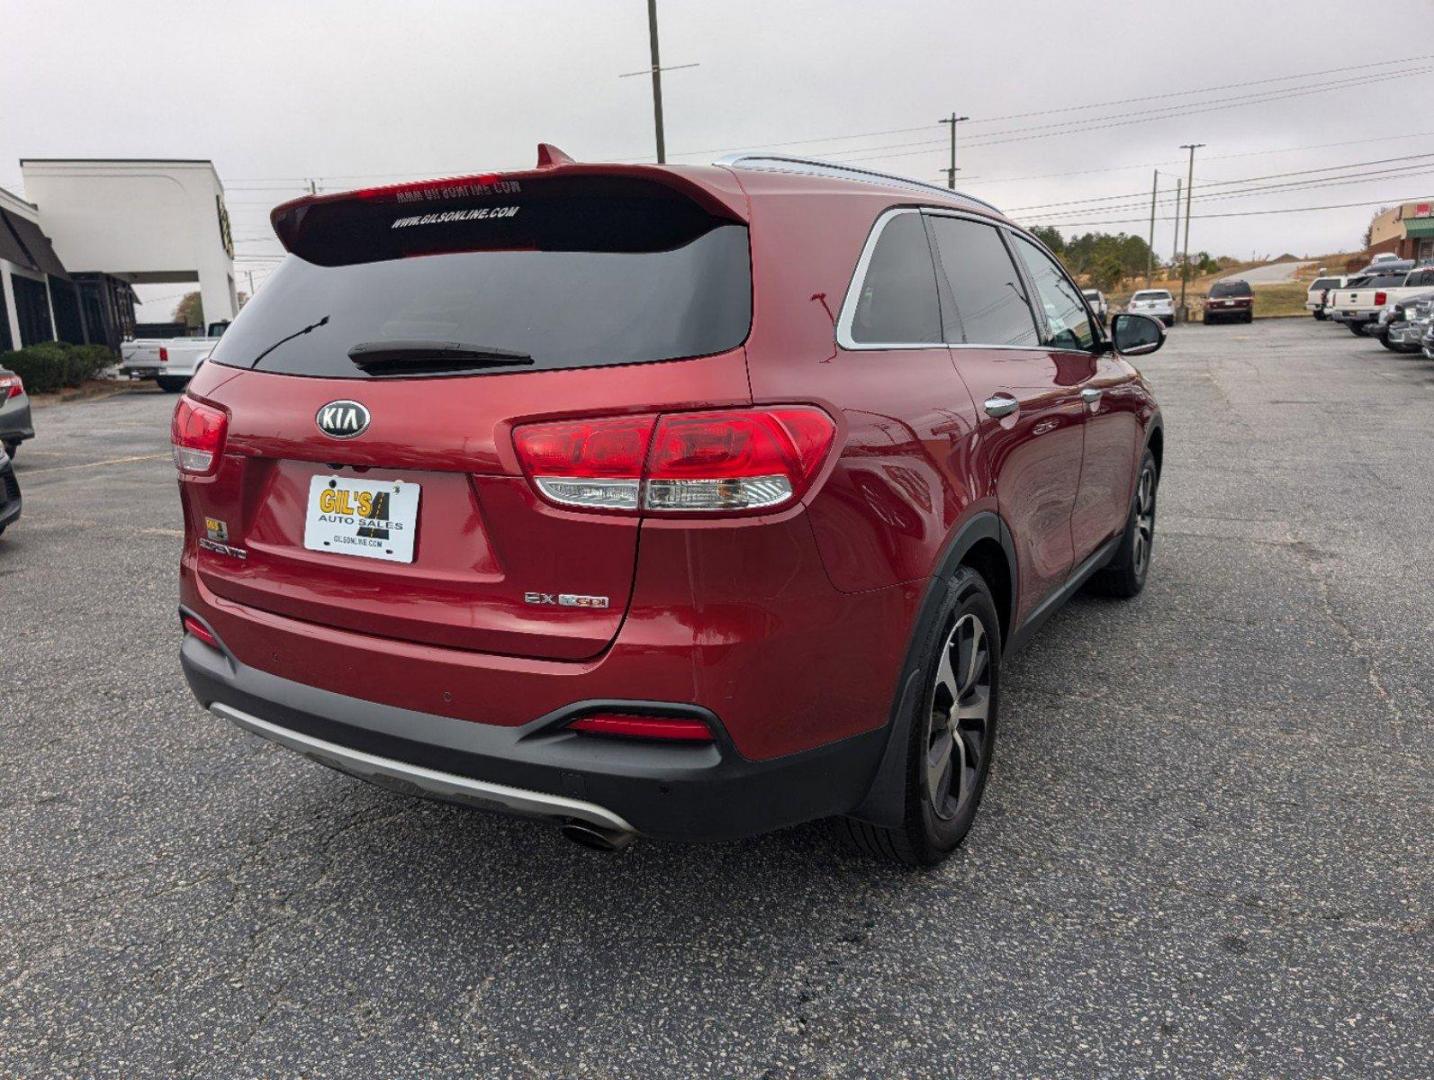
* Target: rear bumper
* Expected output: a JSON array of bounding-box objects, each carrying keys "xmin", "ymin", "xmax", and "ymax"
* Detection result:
[
  {"xmin": 1331, "ymin": 310, "xmax": 1377, "ymax": 324},
  {"xmin": 0, "ymin": 399, "xmax": 33, "ymax": 443},
  {"xmin": 180, "ymin": 630, "xmax": 887, "ymax": 841}
]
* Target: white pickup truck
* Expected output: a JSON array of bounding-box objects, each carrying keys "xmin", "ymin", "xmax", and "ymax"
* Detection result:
[
  {"xmin": 1327, "ymin": 266, "xmax": 1434, "ymax": 336},
  {"xmin": 120, "ymin": 322, "xmax": 229, "ymax": 391}
]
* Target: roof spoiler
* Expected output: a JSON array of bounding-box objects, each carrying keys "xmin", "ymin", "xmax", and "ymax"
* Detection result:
[{"xmin": 271, "ymin": 143, "xmax": 747, "ymax": 254}]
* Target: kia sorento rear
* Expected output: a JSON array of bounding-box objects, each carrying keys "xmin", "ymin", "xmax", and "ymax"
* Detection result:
[{"xmin": 175, "ymin": 149, "xmax": 871, "ymax": 851}]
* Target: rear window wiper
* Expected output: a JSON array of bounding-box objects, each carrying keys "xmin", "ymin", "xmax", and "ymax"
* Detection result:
[{"xmin": 346, "ymin": 340, "xmax": 535, "ymax": 376}]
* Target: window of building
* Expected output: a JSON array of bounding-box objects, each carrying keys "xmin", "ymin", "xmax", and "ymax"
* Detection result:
[{"xmin": 11, "ymin": 274, "xmax": 53, "ymax": 346}]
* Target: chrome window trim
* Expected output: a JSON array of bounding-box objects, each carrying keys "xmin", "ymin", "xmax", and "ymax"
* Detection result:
[{"xmin": 836, "ymin": 206, "xmax": 1102, "ymax": 354}]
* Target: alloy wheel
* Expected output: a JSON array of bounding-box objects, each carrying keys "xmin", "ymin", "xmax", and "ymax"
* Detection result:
[
  {"xmin": 925, "ymin": 612, "xmax": 993, "ymax": 820},
  {"xmin": 1133, "ymin": 463, "xmax": 1156, "ymax": 576}
]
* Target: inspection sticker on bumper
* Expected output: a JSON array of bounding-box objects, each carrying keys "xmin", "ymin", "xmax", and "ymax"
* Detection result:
[{"xmin": 303, "ymin": 475, "xmax": 420, "ymax": 563}]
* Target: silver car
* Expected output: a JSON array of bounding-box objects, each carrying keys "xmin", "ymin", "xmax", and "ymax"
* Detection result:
[{"xmin": 0, "ymin": 367, "xmax": 34, "ymax": 460}]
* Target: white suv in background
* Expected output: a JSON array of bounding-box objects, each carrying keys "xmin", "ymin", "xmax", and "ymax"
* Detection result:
[
  {"xmin": 1127, "ymin": 289, "xmax": 1175, "ymax": 326},
  {"xmin": 1081, "ymin": 288, "xmax": 1109, "ymax": 327}
]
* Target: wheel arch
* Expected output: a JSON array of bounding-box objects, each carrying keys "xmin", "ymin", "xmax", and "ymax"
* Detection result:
[{"xmin": 846, "ymin": 509, "xmax": 1017, "ymax": 829}]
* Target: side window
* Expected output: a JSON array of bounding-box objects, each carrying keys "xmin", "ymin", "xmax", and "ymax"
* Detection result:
[
  {"xmin": 1010, "ymin": 234, "xmax": 1095, "ymax": 351},
  {"xmin": 926, "ymin": 216, "xmax": 1040, "ymax": 347},
  {"xmin": 846, "ymin": 212, "xmax": 943, "ymax": 345}
]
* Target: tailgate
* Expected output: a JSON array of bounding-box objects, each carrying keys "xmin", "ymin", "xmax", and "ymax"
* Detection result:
[{"xmin": 181, "ymin": 164, "xmax": 752, "ymax": 662}]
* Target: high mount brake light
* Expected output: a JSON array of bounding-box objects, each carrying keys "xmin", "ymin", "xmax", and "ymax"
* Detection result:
[
  {"xmin": 512, "ymin": 407, "xmax": 836, "ymax": 516},
  {"xmin": 170, "ymin": 397, "xmax": 227, "ymax": 476}
]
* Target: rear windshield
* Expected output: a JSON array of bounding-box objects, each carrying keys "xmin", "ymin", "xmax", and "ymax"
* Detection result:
[
  {"xmin": 211, "ymin": 178, "xmax": 751, "ymax": 378},
  {"xmin": 1309, "ymin": 278, "xmax": 1339, "ymax": 290},
  {"xmin": 1132, "ymin": 291, "xmax": 1171, "ymax": 301},
  {"xmin": 1363, "ymin": 273, "xmax": 1408, "ymax": 288},
  {"xmin": 1209, "ymin": 281, "xmax": 1251, "ymax": 297}
]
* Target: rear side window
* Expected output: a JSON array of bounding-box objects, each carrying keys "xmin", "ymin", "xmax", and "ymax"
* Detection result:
[
  {"xmin": 846, "ymin": 212, "xmax": 943, "ymax": 345},
  {"xmin": 1405, "ymin": 269, "xmax": 1434, "ymax": 287},
  {"xmin": 1210, "ymin": 281, "xmax": 1252, "ymax": 298},
  {"xmin": 210, "ymin": 177, "xmax": 751, "ymax": 378},
  {"xmin": 1010, "ymin": 233, "xmax": 1095, "ymax": 351},
  {"xmin": 926, "ymin": 216, "xmax": 1040, "ymax": 347}
]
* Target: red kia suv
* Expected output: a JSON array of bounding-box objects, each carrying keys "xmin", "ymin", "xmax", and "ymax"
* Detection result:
[{"xmin": 175, "ymin": 146, "xmax": 1165, "ymax": 865}]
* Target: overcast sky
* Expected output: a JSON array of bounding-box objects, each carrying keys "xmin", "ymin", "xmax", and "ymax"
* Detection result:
[{"xmin": 3, "ymin": 0, "xmax": 1430, "ymax": 318}]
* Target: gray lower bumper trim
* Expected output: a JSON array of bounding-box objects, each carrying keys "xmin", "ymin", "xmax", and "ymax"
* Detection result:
[{"xmin": 212, "ymin": 703, "xmax": 636, "ymax": 834}]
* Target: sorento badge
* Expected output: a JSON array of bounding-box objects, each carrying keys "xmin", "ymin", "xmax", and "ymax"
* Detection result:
[{"xmin": 316, "ymin": 400, "xmax": 371, "ymax": 439}]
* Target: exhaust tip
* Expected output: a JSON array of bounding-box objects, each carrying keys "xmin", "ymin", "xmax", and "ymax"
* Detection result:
[{"xmin": 561, "ymin": 820, "xmax": 635, "ymax": 853}]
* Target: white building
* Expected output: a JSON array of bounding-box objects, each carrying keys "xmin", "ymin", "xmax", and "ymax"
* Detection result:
[{"xmin": 1, "ymin": 158, "xmax": 237, "ymax": 352}]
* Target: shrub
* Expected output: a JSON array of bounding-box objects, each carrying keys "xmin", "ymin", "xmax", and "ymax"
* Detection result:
[{"xmin": 0, "ymin": 341, "xmax": 117, "ymax": 394}]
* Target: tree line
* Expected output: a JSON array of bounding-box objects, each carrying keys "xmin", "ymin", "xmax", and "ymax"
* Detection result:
[{"xmin": 1029, "ymin": 227, "xmax": 1226, "ymax": 290}]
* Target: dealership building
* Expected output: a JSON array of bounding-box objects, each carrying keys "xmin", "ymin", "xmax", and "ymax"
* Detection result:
[
  {"xmin": 1368, "ymin": 199, "xmax": 1434, "ymax": 263},
  {"xmin": 0, "ymin": 159, "xmax": 236, "ymax": 353}
]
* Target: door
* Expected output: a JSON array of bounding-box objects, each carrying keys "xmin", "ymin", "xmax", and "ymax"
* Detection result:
[
  {"xmin": 926, "ymin": 213, "xmax": 1085, "ymax": 628},
  {"xmin": 1007, "ymin": 232, "xmax": 1140, "ymax": 563}
]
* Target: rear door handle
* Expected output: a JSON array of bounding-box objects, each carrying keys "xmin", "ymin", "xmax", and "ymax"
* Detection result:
[
  {"xmin": 983, "ymin": 395, "xmax": 1018, "ymax": 418},
  {"xmin": 1081, "ymin": 387, "xmax": 1102, "ymax": 409}
]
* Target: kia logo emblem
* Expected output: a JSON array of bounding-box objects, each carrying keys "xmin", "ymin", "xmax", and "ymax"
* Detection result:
[{"xmin": 316, "ymin": 400, "xmax": 371, "ymax": 439}]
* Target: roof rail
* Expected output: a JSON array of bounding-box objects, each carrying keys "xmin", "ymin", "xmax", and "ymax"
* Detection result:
[{"xmin": 714, "ymin": 152, "xmax": 1003, "ymax": 215}]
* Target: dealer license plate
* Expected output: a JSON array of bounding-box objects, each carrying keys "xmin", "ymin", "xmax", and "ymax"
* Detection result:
[{"xmin": 303, "ymin": 475, "xmax": 420, "ymax": 563}]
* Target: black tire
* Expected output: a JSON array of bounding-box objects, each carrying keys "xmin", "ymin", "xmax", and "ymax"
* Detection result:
[
  {"xmin": 1089, "ymin": 449, "xmax": 1158, "ymax": 599},
  {"xmin": 2, "ymin": 441, "xmax": 17, "ymax": 461},
  {"xmin": 1377, "ymin": 331, "xmax": 1400, "ymax": 352},
  {"xmin": 1161, "ymin": 317, "xmax": 1174, "ymax": 328},
  {"xmin": 156, "ymin": 376, "xmax": 189, "ymax": 393},
  {"xmin": 1244, "ymin": 312, "xmax": 1253, "ymax": 324},
  {"xmin": 1313, "ymin": 311, "xmax": 1326, "ymax": 321},
  {"xmin": 836, "ymin": 567, "xmax": 1000, "ymax": 867},
  {"xmin": 1349, "ymin": 323, "xmax": 1369, "ymax": 337}
]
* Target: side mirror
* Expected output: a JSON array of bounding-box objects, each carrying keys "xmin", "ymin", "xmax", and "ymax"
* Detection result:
[{"xmin": 1111, "ymin": 312, "xmax": 1165, "ymax": 357}]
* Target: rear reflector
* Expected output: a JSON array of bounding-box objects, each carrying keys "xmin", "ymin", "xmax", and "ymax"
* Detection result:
[
  {"xmin": 171, "ymin": 396, "xmax": 228, "ymax": 475},
  {"xmin": 182, "ymin": 616, "xmax": 219, "ymax": 648},
  {"xmin": 513, "ymin": 406, "xmax": 836, "ymax": 516},
  {"xmin": 568, "ymin": 713, "xmax": 713, "ymax": 742}
]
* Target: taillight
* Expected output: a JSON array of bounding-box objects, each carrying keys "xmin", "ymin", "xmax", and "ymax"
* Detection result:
[
  {"xmin": 181, "ymin": 615, "xmax": 219, "ymax": 648},
  {"xmin": 158, "ymin": 347, "xmax": 169, "ymax": 363},
  {"xmin": 0, "ymin": 375, "xmax": 21, "ymax": 399},
  {"xmin": 512, "ymin": 407, "xmax": 836, "ymax": 516},
  {"xmin": 568, "ymin": 713, "xmax": 713, "ymax": 742},
  {"xmin": 1374, "ymin": 291, "xmax": 1387, "ymax": 306},
  {"xmin": 170, "ymin": 396, "xmax": 227, "ymax": 475}
]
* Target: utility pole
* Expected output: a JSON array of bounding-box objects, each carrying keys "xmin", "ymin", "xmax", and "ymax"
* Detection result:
[
  {"xmin": 1146, "ymin": 170, "xmax": 1159, "ymax": 286},
  {"xmin": 307, "ymin": 179, "xmax": 317, "ymax": 195},
  {"xmin": 1170, "ymin": 177, "xmax": 1181, "ymax": 282},
  {"xmin": 939, "ymin": 113, "xmax": 970, "ymax": 189},
  {"xmin": 646, "ymin": 0, "xmax": 666, "ymax": 163},
  {"xmin": 618, "ymin": 1, "xmax": 698, "ymax": 163},
  {"xmin": 1178, "ymin": 143, "xmax": 1204, "ymax": 320}
]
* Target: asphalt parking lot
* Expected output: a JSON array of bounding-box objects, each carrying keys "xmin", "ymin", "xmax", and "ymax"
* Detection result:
[{"xmin": 1, "ymin": 320, "xmax": 1430, "ymax": 1078}]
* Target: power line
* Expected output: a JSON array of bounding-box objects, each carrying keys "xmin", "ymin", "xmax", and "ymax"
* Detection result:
[
  {"xmin": 1005, "ymin": 151, "xmax": 1434, "ymax": 211},
  {"xmin": 216, "ymin": 56, "xmax": 1434, "ymax": 186},
  {"xmin": 832, "ymin": 65, "xmax": 1434, "ymax": 162},
  {"xmin": 1016, "ymin": 195, "xmax": 1417, "ymax": 230}
]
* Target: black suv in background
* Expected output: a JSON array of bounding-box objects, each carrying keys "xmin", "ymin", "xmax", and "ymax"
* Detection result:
[{"xmin": 1203, "ymin": 280, "xmax": 1253, "ymax": 324}]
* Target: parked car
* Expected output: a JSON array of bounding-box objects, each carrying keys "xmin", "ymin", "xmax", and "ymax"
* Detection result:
[
  {"xmin": 1081, "ymin": 288, "xmax": 1109, "ymax": 327},
  {"xmin": 122, "ymin": 321, "xmax": 229, "ymax": 392},
  {"xmin": 1127, "ymin": 289, "xmax": 1175, "ymax": 326},
  {"xmin": 1423, "ymin": 317, "xmax": 1434, "ymax": 361},
  {"xmin": 173, "ymin": 148, "xmax": 1165, "ymax": 866},
  {"xmin": 1380, "ymin": 293, "xmax": 1434, "ymax": 352},
  {"xmin": 1203, "ymin": 279, "xmax": 1254, "ymax": 324},
  {"xmin": 0, "ymin": 443, "xmax": 20, "ymax": 538},
  {"xmin": 1327, "ymin": 266, "xmax": 1434, "ymax": 335},
  {"xmin": 1305, "ymin": 275, "xmax": 1347, "ymax": 319},
  {"xmin": 0, "ymin": 367, "xmax": 34, "ymax": 460}
]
